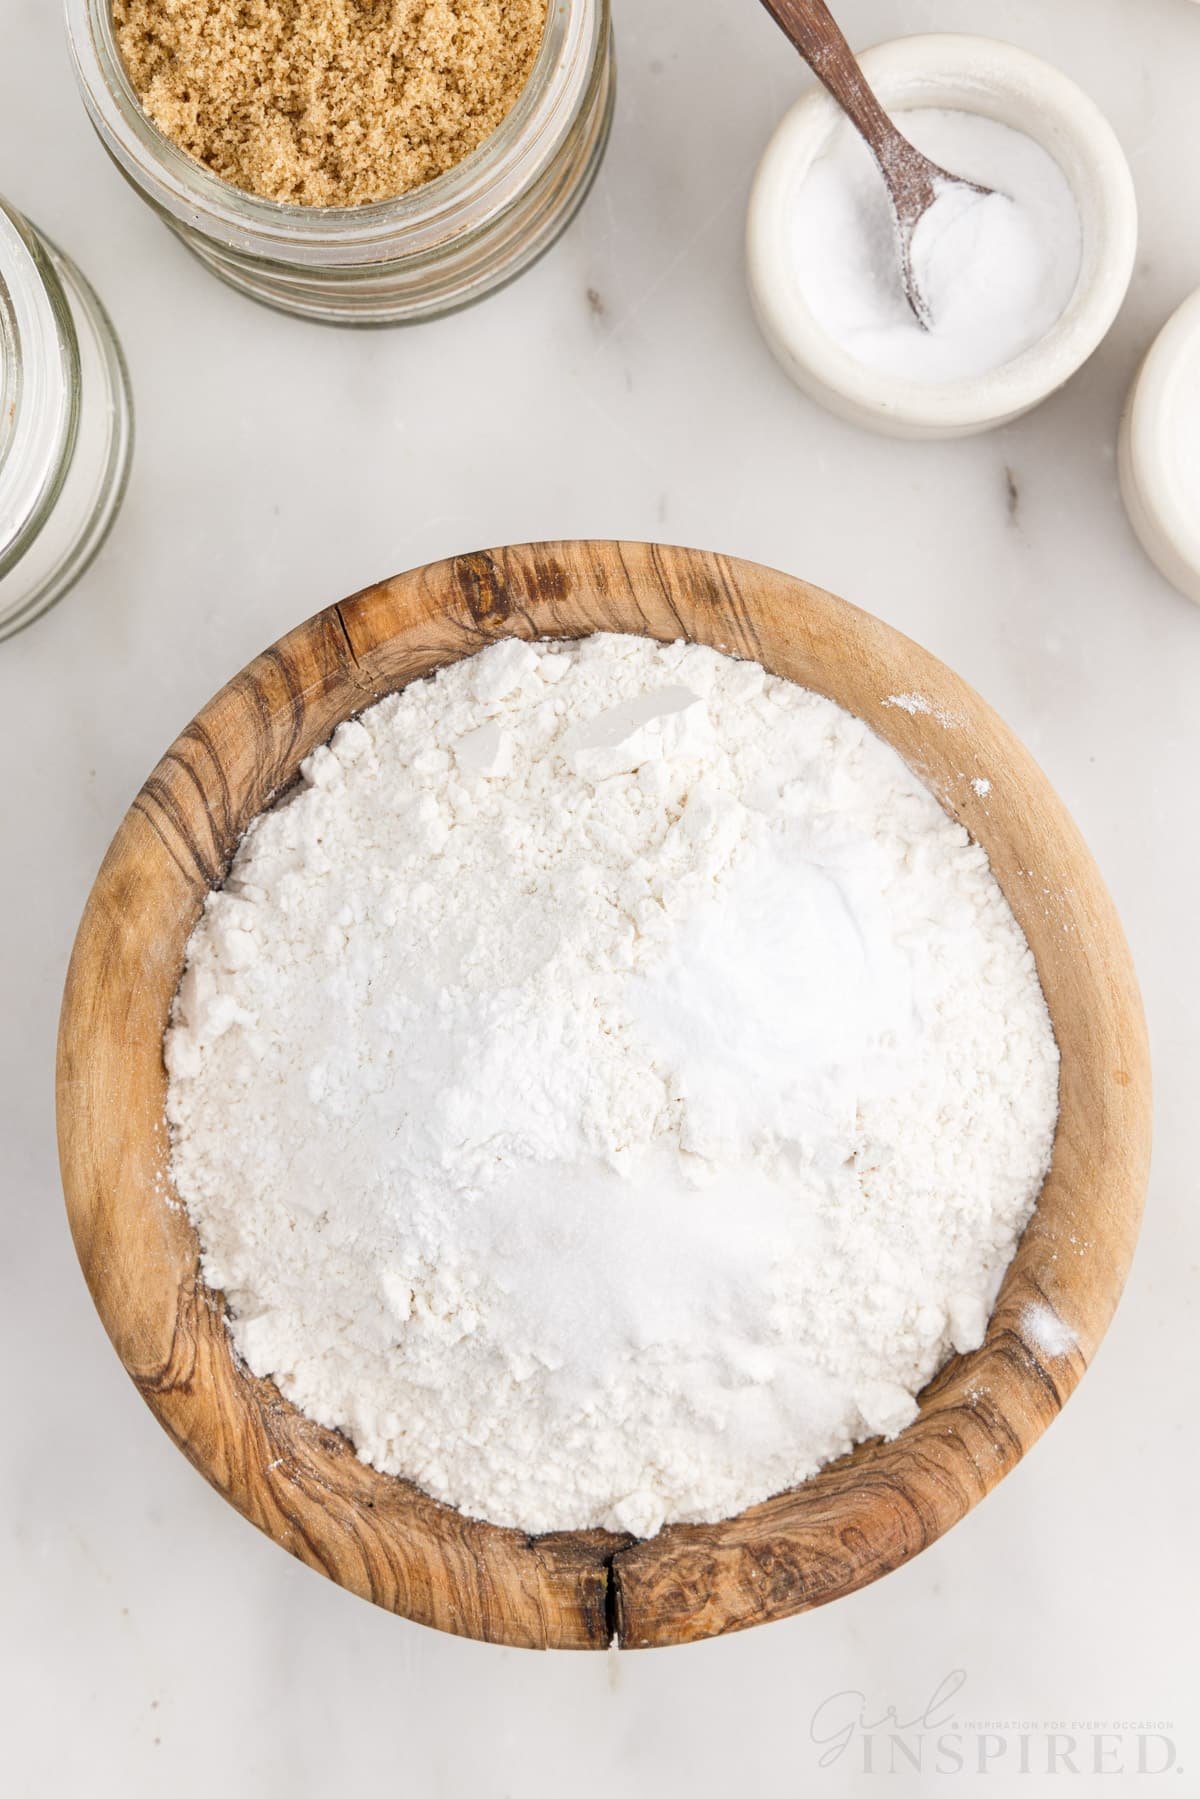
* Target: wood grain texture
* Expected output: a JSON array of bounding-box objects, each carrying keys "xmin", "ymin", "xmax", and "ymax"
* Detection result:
[{"xmin": 57, "ymin": 541, "xmax": 1152, "ymax": 1650}]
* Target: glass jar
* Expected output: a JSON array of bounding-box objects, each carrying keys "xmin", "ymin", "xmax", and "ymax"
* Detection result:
[
  {"xmin": 65, "ymin": 0, "xmax": 615, "ymax": 327},
  {"xmin": 0, "ymin": 200, "xmax": 133, "ymax": 642}
]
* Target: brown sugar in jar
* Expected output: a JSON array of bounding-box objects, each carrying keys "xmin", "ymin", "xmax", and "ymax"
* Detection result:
[
  {"xmin": 67, "ymin": 0, "xmax": 614, "ymax": 324},
  {"xmin": 112, "ymin": 0, "xmax": 549, "ymax": 208}
]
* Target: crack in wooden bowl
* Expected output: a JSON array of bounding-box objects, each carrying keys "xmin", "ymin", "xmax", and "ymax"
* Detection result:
[{"xmin": 56, "ymin": 540, "xmax": 1151, "ymax": 1649}]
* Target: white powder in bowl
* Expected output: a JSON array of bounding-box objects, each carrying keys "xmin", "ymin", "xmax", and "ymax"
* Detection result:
[
  {"xmin": 165, "ymin": 636, "xmax": 1059, "ymax": 1538},
  {"xmin": 790, "ymin": 109, "xmax": 1082, "ymax": 382}
]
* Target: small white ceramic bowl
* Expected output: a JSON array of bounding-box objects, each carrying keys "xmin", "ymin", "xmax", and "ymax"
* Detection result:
[
  {"xmin": 747, "ymin": 34, "xmax": 1138, "ymax": 440},
  {"xmin": 1119, "ymin": 289, "xmax": 1200, "ymax": 607}
]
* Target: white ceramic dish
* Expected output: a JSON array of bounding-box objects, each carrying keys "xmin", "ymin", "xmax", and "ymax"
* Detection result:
[
  {"xmin": 1119, "ymin": 288, "xmax": 1200, "ymax": 607},
  {"xmin": 746, "ymin": 34, "xmax": 1138, "ymax": 441}
]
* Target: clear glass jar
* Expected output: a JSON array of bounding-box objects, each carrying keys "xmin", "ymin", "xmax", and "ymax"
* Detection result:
[
  {"xmin": 0, "ymin": 199, "xmax": 133, "ymax": 642},
  {"xmin": 65, "ymin": 0, "xmax": 615, "ymax": 327}
]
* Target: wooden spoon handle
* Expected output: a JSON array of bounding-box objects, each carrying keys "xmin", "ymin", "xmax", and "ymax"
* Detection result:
[{"xmin": 756, "ymin": 0, "xmax": 936, "ymax": 217}]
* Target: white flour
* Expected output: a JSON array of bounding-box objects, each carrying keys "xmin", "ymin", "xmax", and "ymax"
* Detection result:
[
  {"xmin": 166, "ymin": 636, "xmax": 1059, "ymax": 1538},
  {"xmin": 791, "ymin": 109, "xmax": 1082, "ymax": 381}
]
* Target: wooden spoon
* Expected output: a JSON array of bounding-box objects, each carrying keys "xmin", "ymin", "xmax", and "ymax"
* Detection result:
[{"xmin": 757, "ymin": 0, "xmax": 992, "ymax": 327}]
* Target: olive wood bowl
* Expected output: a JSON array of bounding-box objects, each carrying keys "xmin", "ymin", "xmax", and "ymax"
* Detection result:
[{"xmin": 57, "ymin": 541, "xmax": 1151, "ymax": 1650}]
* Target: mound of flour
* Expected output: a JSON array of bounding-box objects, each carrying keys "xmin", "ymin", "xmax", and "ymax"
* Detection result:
[{"xmin": 165, "ymin": 635, "xmax": 1059, "ymax": 1538}]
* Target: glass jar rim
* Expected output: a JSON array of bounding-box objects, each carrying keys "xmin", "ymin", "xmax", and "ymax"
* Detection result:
[
  {"xmin": 0, "ymin": 202, "xmax": 79, "ymax": 579},
  {"xmin": 66, "ymin": 0, "xmax": 594, "ymax": 266}
]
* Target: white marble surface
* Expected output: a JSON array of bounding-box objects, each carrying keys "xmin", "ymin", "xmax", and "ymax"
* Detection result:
[{"xmin": 2, "ymin": 0, "xmax": 1198, "ymax": 1790}]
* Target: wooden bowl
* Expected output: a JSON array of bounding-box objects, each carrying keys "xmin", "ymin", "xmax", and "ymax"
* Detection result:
[{"xmin": 57, "ymin": 541, "xmax": 1151, "ymax": 1650}]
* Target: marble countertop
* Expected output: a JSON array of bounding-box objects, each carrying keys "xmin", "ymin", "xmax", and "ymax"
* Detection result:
[{"xmin": 3, "ymin": 0, "xmax": 1196, "ymax": 1792}]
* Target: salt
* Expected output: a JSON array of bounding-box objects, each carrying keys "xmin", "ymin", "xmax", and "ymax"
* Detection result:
[{"xmin": 790, "ymin": 109, "xmax": 1082, "ymax": 382}]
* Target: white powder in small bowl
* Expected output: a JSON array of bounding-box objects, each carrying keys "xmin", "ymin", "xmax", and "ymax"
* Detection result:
[
  {"xmin": 790, "ymin": 109, "xmax": 1082, "ymax": 382},
  {"xmin": 165, "ymin": 637, "xmax": 1060, "ymax": 1538}
]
